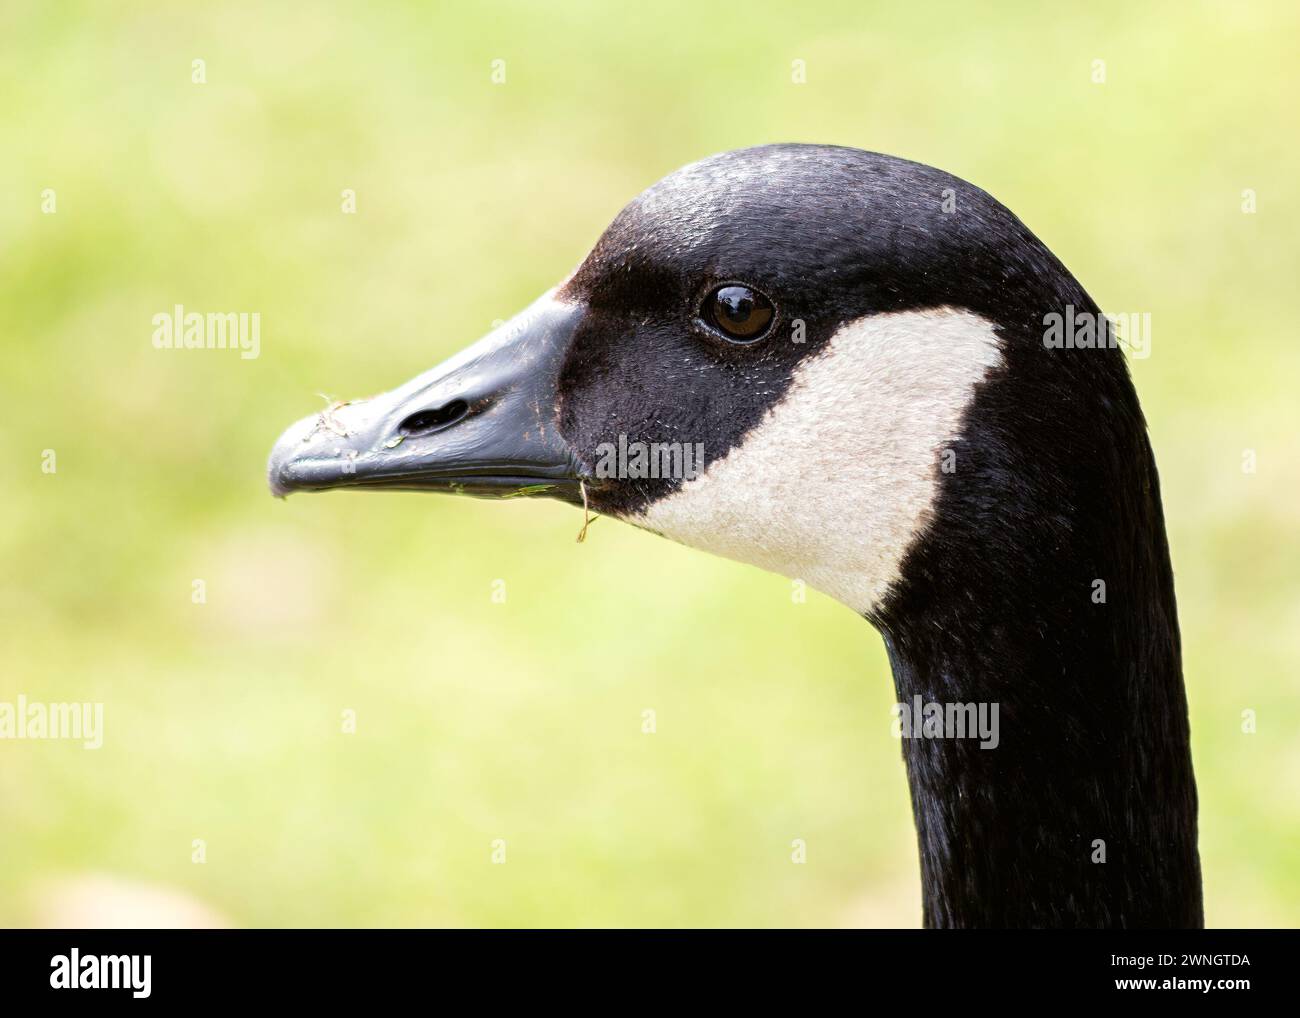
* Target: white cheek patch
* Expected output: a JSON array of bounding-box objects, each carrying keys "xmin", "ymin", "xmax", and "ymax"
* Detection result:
[{"xmin": 632, "ymin": 308, "xmax": 1004, "ymax": 615}]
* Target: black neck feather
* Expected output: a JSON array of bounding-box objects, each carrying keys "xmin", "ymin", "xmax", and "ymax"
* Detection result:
[{"xmin": 874, "ymin": 312, "xmax": 1202, "ymax": 929}]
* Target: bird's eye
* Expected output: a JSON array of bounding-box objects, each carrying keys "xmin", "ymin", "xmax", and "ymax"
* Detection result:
[{"xmin": 704, "ymin": 284, "xmax": 775, "ymax": 342}]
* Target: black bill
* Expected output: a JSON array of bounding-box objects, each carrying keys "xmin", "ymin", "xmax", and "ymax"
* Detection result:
[{"xmin": 267, "ymin": 293, "xmax": 588, "ymax": 503}]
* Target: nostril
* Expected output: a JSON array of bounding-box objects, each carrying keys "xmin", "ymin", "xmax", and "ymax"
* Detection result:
[{"xmin": 398, "ymin": 399, "xmax": 469, "ymax": 437}]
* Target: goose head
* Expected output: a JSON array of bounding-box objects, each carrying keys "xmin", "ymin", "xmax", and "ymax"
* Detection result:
[
  {"xmin": 267, "ymin": 144, "xmax": 1202, "ymax": 928},
  {"xmin": 269, "ymin": 144, "xmax": 1052, "ymax": 617}
]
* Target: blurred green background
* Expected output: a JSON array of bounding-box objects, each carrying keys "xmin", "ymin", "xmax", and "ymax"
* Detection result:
[{"xmin": 2, "ymin": 0, "xmax": 1297, "ymax": 927}]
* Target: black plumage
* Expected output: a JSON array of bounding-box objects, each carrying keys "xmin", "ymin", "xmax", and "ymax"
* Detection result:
[{"xmin": 269, "ymin": 144, "xmax": 1202, "ymax": 927}]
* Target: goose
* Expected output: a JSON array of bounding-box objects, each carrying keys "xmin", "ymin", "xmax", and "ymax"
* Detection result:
[{"xmin": 267, "ymin": 144, "xmax": 1202, "ymax": 929}]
